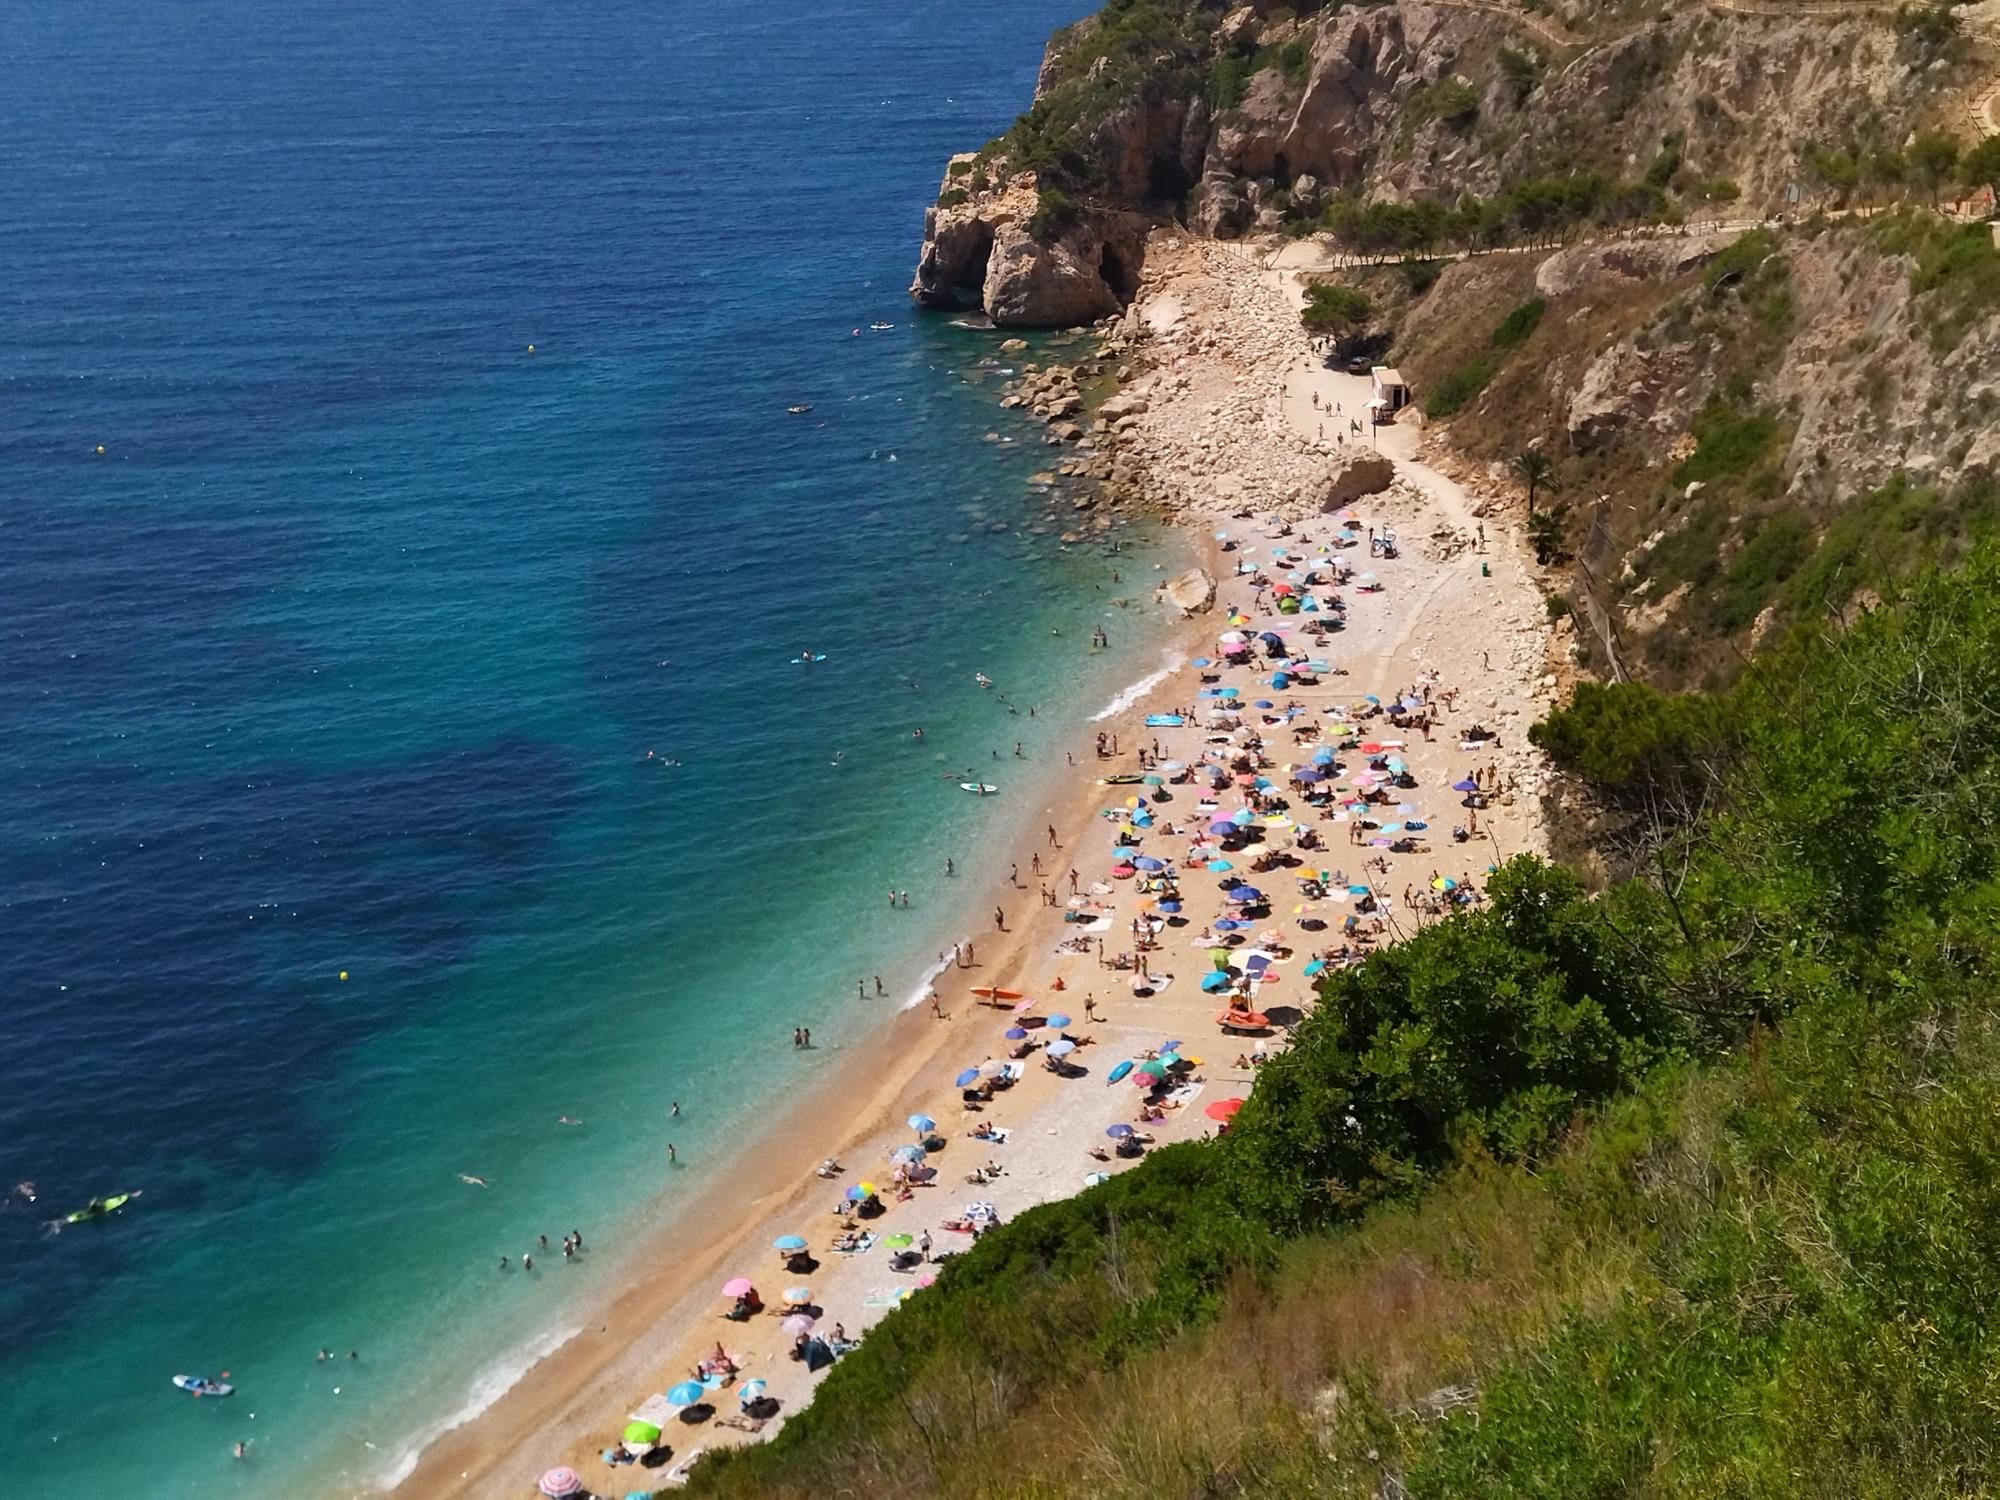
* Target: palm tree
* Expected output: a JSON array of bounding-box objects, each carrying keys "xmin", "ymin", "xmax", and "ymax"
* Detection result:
[{"xmin": 1510, "ymin": 448, "xmax": 1558, "ymax": 516}]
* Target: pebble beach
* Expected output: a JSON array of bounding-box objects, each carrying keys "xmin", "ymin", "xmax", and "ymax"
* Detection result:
[{"xmin": 393, "ymin": 232, "xmax": 1566, "ymax": 1499}]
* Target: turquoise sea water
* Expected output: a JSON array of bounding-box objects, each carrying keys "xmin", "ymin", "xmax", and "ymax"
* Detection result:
[{"xmin": 0, "ymin": 2, "xmax": 1186, "ymax": 1492}]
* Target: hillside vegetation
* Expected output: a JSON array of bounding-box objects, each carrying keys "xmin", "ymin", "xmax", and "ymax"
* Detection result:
[{"xmin": 686, "ymin": 546, "xmax": 2000, "ymax": 1497}]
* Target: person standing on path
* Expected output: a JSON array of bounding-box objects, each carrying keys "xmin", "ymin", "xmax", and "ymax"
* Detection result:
[{"xmin": 993, "ymin": 907, "xmax": 1007, "ymax": 932}]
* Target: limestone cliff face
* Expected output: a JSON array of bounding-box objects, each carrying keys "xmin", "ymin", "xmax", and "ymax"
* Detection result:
[
  {"xmin": 914, "ymin": 0, "xmax": 1966, "ymax": 328},
  {"xmin": 911, "ymin": 169, "xmax": 1149, "ymax": 328}
]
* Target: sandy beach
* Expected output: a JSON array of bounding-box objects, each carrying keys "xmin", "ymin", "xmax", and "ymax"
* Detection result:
[{"xmin": 379, "ymin": 234, "xmax": 1561, "ymax": 1500}]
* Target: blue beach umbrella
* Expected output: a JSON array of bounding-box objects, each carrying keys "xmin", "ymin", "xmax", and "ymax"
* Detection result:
[
  {"xmin": 1192, "ymin": 657, "xmax": 1213, "ymax": 667},
  {"xmin": 1046, "ymin": 1038, "xmax": 1077, "ymax": 1058},
  {"xmin": 1106, "ymin": 1060, "xmax": 1135, "ymax": 1084},
  {"xmin": 1106, "ymin": 1124, "xmax": 1135, "ymax": 1139},
  {"xmin": 1452, "ymin": 778, "xmax": 1479, "ymax": 792},
  {"xmin": 773, "ymin": 1234, "xmax": 807, "ymax": 1252},
  {"xmin": 738, "ymin": 1379, "xmax": 768, "ymax": 1408},
  {"xmin": 1201, "ymin": 972, "xmax": 1232, "ymax": 993},
  {"xmin": 1046, "ymin": 1013, "xmax": 1072, "ymax": 1029},
  {"xmin": 1207, "ymin": 859, "xmax": 1233, "ymax": 872},
  {"xmin": 667, "ymin": 1382, "xmax": 707, "ymax": 1408},
  {"xmin": 1157, "ymin": 900, "xmax": 1183, "ymax": 914},
  {"xmin": 1004, "ymin": 1026, "xmax": 1028, "ymax": 1040},
  {"xmin": 1209, "ymin": 820, "xmax": 1237, "ymax": 835},
  {"xmin": 1229, "ymin": 887, "xmax": 1264, "ymax": 903},
  {"xmin": 1253, "ymin": 699, "xmax": 1274, "ymax": 709},
  {"xmin": 1312, "ymin": 747, "xmax": 1336, "ymax": 764},
  {"xmin": 1133, "ymin": 855, "xmax": 1165, "ymax": 871},
  {"xmin": 1161, "ymin": 1039, "xmax": 1183, "ymax": 1052},
  {"xmin": 908, "ymin": 1113, "xmax": 935, "ymax": 1135},
  {"xmin": 1303, "ymin": 959, "xmax": 1327, "ymax": 977},
  {"xmin": 1293, "ymin": 769, "xmax": 1322, "ymax": 784},
  {"xmin": 890, "ymin": 1143, "xmax": 927, "ymax": 1163},
  {"xmin": 954, "ymin": 1068, "xmax": 980, "ymax": 1088},
  {"xmin": 1214, "ymin": 917, "xmax": 1248, "ymax": 931}
]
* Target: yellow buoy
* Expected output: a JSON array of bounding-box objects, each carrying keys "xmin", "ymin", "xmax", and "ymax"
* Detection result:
[{"xmin": 339, "ymin": 971, "xmax": 349, "ymax": 981}]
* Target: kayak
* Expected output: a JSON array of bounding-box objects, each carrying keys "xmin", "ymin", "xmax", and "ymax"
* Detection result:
[
  {"xmin": 970, "ymin": 987, "xmax": 1024, "ymax": 1000},
  {"xmin": 63, "ymin": 1190, "xmax": 140, "ymax": 1225},
  {"xmin": 1099, "ymin": 774, "xmax": 1144, "ymax": 785},
  {"xmin": 172, "ymin": 1375, "xmax": 233, "ymax": 1398},
  {"xmin": 789, "ymin": 654, "xmax": 826, "ymax": 664},
  {"xmin": 959, "ymin": 782, "xmax": 997, "ymax": 795},
  {"xmin": 1143, "ymin": 714, "xmax": 1185, "ymax": 727}
]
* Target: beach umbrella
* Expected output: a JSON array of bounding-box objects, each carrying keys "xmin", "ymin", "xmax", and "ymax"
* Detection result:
[
  {"xmin": 1303, "ymin": 959, "xmax": 1327, "ymax": 977},
  {"xmin": 954, "ymin": 1068, "xmax": 980, "ymax": 1088},
  {"xmin": 1157, "ymin": 899, "xmax": 1182, "ymax": 914},
  {"xmin": 1312, "ymin": 747, "xmax": 1335, "ymax": 764},
  {"xmin": 907, "ymin": 1113, "xmax": 936, "ymax": 1135},
  {"xmin": 1132, "ymin": 855, "xmax": 1165, "ymax": 871},
  {"xmin": 539, "ymin": 1467, "xmax": 583, "ymax": 1497},
  {"xmin": 1191, "ymin": 657, "xmax": 1213, "ymax": 667},
  {"xmin": 1293, "ymin": 768, "xmax": 1322, "ymax": 784},
  {"xmin": 780, "ymin": 1313, "xmax": 816, "ymax": 1336},
  {"xmin": 890, "ymin": 1143, "xmax": 926, "ymax": 1164},
  {"xmin": 623, "ymin": 1420, "xmax": 663, "ymax": 1447},
  {"xmin": 1228, "ymin": 887, "xmax": 1264, "ymax": 904},
  {"xmin": 1214, "ymin": 917, "xmax": 1249, "ymax": 931},
  {"xmin": 979, "ymin": 1059, "xmax": 1008, "ymax": 1079},
  {"xmin": 1046, "ymin": 1013, "xmax": 1072, "ymax": 1028},
  {"xmin": 666, "ymin": 1381, "xmax": 708, "ymax": 1409},
  {"xmin": 1253, "ymin": 698, "xmax": 1275, "ymax": 709},
  {"xmin": 782, "ymin": 1286, "xmax": 814, "ymax": 1306},
  {"xmin": 1201, "ymin": 972, "xmax": 1232, "ymax": 993},
  {"xmin": 1136, "ymin": 1058, "xmax": 1170, "ymax": 1079},
  {"xmin": 1160, "ymin": 760, "xmax": 1185, "ymax": 773},
  {"xmin": 1004, "ymin": 1026, "xmax": 1028, "ymax": 1040},
  {"xmin": 1206, "ymin": 1098, "xmax": 1245, "ymax": 1122},
  {"xmin": 1452, "ymin": 778, "xmax": 1479, "ymax": 792},
  {"xmin": 1084, "ymin": 1170, "xmax": 1111, "ymax": 1186},
  {"xmin": 1046, "ymin": 1038, "xmax": 1077, "ymax": 1058},
  {"xmin": 1106, "ymin": 1059, "xmax": 1134, "ymax": 1085},
  {"xmin": 1106, "ymin": 1123, "xmax": 1135, "ymax": 1139},
  {"xmin": 721, "ymin": 1277, "xmax": 755, "ymax": 1298},
  {"xmin": 844, "ymin": 1183, "xmax": 876, "ymax": 1202},
  {"xmin": 772, "ymin": 1234, "xmax": 807, "ymax": 1252},
  {"xmin": 1142, "ymin": 774, "xmax": 1165, "ymax": 787},
  {"xmin": 738, "ymin": 1379, "xmax": 768, "ymax": 1407}
]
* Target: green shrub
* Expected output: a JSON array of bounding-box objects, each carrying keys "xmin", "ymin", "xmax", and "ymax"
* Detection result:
[
  {"xmin": 1211, "ymin": 51, "xmax": 1253, "ymax": 111},
  {"xmin": 1027, "ymin": 186, "xmax": 1081, "ymax": 242},
  {"xmin": 947, "ymin": 159, "xmax": 972, "ymax": 179},
  {"xmin": 1301, "ymin": 280, "xmax": 1372, "ymax": 334},
  {"xmin": 1671, "ymin": 399, "xmax": 1778, "ymax": 487},
  {"xmin": 1425, "ymin": 358, "xmax": 1497, "ymax": 417},
  {"xmin": 1499, "ymin": 45, "xmax": 1538, "ymax": 105},
  {"xmin": 1713, "ymin": 512, "xmax": 1813, "ymax": 632},
  {"xmin": 1908, "ymin": 222, "xmax": 2000, "ymax": 351},
  {"xmin": 1411, "ymin": 77, "xmax": 1480, "ymax": 129},
  {"xmin": 1702, "ymin": 228, "xmax": 1779, "ymax": 290},
  {"xmin": 1490, "ymin": 296, "xmax": 1547, "ymax": 349},
  {"xmin": 936, "ymin": 187, "xmax": 970, "ymax": 210}
]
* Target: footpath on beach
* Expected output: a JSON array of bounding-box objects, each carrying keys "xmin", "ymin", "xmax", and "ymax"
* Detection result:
[{"xmin": 400, "ymin": 240, "xmax": 1563, "ymax": 1500}]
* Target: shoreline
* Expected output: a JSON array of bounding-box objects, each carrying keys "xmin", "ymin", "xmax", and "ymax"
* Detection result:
[
  {"xmin": 375, "ymin": 578, "xmax": 1219, "ymax": 1499},
  {"xmin": 375, "ymin": 229, "xmax": 1564, "ymax": 1500}
]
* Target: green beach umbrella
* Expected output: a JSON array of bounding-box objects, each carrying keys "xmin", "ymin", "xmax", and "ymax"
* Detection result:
[
  {"xmin": 883, "ymin": 1232, "xmax": 915, "ymax": 1249},
  {"xmin": 623, "ymin": 1420, "xmax": 662, "ymax": 1446}
]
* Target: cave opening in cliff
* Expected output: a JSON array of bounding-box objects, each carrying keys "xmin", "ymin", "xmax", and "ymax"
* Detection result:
[{"xmin": 1099, "ymin": 243, "xmax": 1138, "ymax": 305}]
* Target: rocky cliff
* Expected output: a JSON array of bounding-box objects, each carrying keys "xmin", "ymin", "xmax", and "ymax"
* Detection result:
[{"xmin": 913, "ymin": 0, "xmax": 1970, "ymax": 326}]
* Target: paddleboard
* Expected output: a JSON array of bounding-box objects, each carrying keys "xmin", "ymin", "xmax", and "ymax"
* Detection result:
[
  {"xmin": 172, "ymin": 1375, "xmax": 233, "ymax": 1398},
  {"xmin": 789, "ymin": 654, "xmax": 827, "ymax": 664},
  {"xmin": 1144, "ymin": 714, "xmax": 1185, "ymax": 727},
  {"xmin": 969, "ymin": 987, "xmax": 1023, "ymax": 1000},
  {"xmin": 959, "ymin": 782, "xmax": 997, "ymax": 794}
]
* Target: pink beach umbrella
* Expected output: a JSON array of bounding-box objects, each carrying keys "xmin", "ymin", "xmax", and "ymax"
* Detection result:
[
  {"xmin": 780, "ymin": 1312, "xmax": 816, "ymax": 1337},
  {"xmin": 538, "ymin": 1467, "xmax": 583, "ymax": 1498},
  {"xmin": 721, "ymin": 1277, "xmax": 755, "ymax": 1298}
]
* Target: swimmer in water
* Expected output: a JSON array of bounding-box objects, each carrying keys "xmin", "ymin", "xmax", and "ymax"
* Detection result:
[
  {"xmin": 557, "ymin": 1115, "xmax": 581, "ymax": 1126},
  {"xmin": 457, "ymin": 1174, "xmax": 489, "ymax": 1188}
]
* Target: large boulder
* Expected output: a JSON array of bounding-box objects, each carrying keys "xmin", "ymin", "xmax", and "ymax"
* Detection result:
[
  {"xmin": 1566, "ymin": 339, "xmax": 1696, "ymax": 453},
  {"xmin": 983, "ymin": 217, "xmax": 1139, "ymax": 328},
  {"xmin": 1320, "ymin": 450, "xmax": 1396, "ymax": 509},
  {"xmin": 1163, "ymin": 567, "xmax": 1218, "ymax": 615}
]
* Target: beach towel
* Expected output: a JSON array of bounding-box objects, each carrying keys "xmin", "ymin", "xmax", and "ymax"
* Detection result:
[
  {"xmin": 833, "ymin": 1231, "xmax": 877, "ymax": 1255},
  {"xmin": 863, "ymin": 1289, "xmax": 902, "ymax": 1309},
  {"xmin": 662, "ymin": 1447, "xmax": 705, "ymax": 1488}
]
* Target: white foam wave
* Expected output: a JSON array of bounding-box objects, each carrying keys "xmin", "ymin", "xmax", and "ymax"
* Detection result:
[
  {"xmin": 372, "ymin": 1320, "xmax": 583, "ymax": 1491},
  {"xmin": 1089, "ymin": 652, "xmax": 1183, "ymax": 723},
  {"xmin": 901, "ymin": 951, "xmax": 955, "ymax": 1011}
]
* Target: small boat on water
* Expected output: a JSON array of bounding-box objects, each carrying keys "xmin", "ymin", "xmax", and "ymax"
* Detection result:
[
  {"xmin": 959, "ymin": 782, "xmax": 998, "ymax": 795},
  {"xmin": 786, "ymin": 404, "xmax": 813, "ymax": 414},
  {"xmin": 172, "ymin": 1375, "xmax": 233, "ymax": 1398},
  {"xmin": 869, "ymin": 321, "xmax": 894, "ymax": 331}
]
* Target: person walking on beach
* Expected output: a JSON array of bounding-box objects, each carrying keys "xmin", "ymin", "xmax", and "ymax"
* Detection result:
[
  {"xmin": 1031, "ymin": 853, "xmax": 1042, "ymax": 876},
  {"xmin": 1047, "ymin": 824, "xmax": 1058, "ymax": 848},
  {"xmin": 993, "ymin": 907, "xmax": 1007, "ymax": 932},
  {"xmin": 930, "ymin": 992, "xmax": 945, "ymax": 1020},
  {"xmin": 1009, "ymin": 863, "xmax": 1019, "ymax": 887},
  {"xmin": 1068, "ymin": 869, "xmax": 1079, "ymax": 894},
  {"xmin": 919, "ymin": 1229, "xmax": 932, "ymax": 1261},
  {"xmin": 1084, "ymin": 994, "xmax": 1098, "ymax": 1022}
]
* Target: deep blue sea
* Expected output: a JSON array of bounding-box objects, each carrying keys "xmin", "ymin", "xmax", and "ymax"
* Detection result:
[{"xmin": 0, "ymin": 3, "xmax": 1183, "ymax": 1492}]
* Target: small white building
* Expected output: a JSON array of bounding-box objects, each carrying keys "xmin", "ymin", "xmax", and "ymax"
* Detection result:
[{"xmin": 1371, "ymin": 366, "xmax": 1410, "ymax": 415}]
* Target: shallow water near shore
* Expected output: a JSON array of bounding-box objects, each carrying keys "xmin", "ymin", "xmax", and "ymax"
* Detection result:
[{"xmin": 0, "ymin": 1, "xmax": 1187, "ymax": 1492}]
